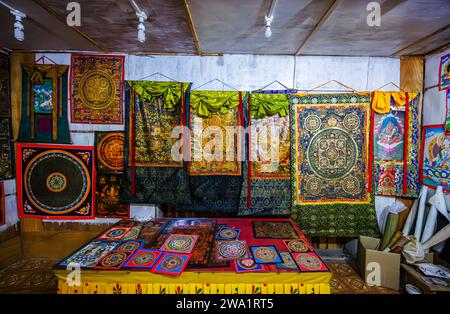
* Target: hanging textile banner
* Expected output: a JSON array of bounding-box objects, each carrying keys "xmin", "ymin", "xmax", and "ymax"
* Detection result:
[
  {"xmin": 446, "ymin": 90, "xmax": 450, "ymax": 135},
  {"xmin": 0, "ymin": 182, "xmax": 4, "ymax": 226},
  {"xmin": 122, "ymin": 81, "xmax": 192, "ymax": 205},
  {"xmin": 372, "ymin": 92, "xmax": 421, "ymax": 197},
  {"xmin": 420, "ymin": 125, "xmax": 450, "ymax": 192},
  {"xmin": 289, "ymin": 93, "xmax": 378, "ymax": 237},
  {"xmin": 181, "ymin": 91, "xmax": 245, "ymax": 213},
  {"xmin": 0, "ymin": 53, "xmax": 10, "ymax": 117},
  {"xmin": 0, "ymin": 54, "xmax": 14, "ymax": 180},
  {"xmin": 439, "ymin": 53, "xmax": 450, "ymax": 90},
  {"xmin": 239, "ymin": 93, "xmax": 291, "ymax": 216},
  {"xmin": 70, "ymin": 54, "xmax": 125, "ymax": 124},
  {"xmin": 95, "ymin": 131, "xmax": 129, "ymax": 218},
  {"xmin": 16, "ymin": 143, "xmax": 95, "ymax": 220},
  {"xmin": 17, "ymin": 64, "xmax": 71, "ymax": 144}
]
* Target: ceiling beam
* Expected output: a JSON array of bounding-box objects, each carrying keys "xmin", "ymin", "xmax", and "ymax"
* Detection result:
[
  {"xmin": 392, "ymin": 23, "xmax": 450, "ymax": 56},
  {"xmin": 183, "ymin": 0, "xmax": 201, "ymax": 55},
  {"xmin": 32, "ymin": 0, "xmax": 105, "ymax": 52},
  {"xmin": 294, "ymin": 0, "xmax": 340, "ymax": 56}
]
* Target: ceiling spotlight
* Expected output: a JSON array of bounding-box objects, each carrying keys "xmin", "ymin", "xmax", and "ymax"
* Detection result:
[
  {"xmin": 264, "ymin": 15, "xmax": 273, "ymax": 38},
  {"xmin": 129, "ymin": 0, "xmax": 147, "ymax": 43},
  {"xmin": 0, "ymin": 1, "xmax": 27, "ymax": 42}
]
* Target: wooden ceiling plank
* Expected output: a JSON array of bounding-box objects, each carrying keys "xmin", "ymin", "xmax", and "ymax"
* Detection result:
[
  {"xmin": 392, "ymin": 23, "xmax": 450, "ymax": 56},
  {"xmin": 294, "ymin": 0, "xmax": 340, "ymax": 56},
  {"xmin": 32, "ymin": 0, "xmax": 106, "ymax": 52},
  {"xmin": 183, "ymin": 0, "xmax": 202, "ymax": 55}
]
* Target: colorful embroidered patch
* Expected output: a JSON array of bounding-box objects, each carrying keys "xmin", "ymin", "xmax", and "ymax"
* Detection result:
[
  {"xmin": 216, "ymin": 226, "xmax": 240, "ymax": 240},
  {"xmin": 252, "ymin": 221, "xmax": 299, "ymax": 239},
  {"xmin": 123, "ymin": 249, "xmax": 162, "ymax": 269},
  {"xmin": 98, "ymin": 227, "xmax": 132, "ymax": 240},
  {"xmin": 439, "ymin": 53, "xmax": 450, "ymax": 90},
  {"xmin": 292, "ymin": 252, "xmax": 329, "ymax": 272},
  {"xmin": 160, "ymin": 234, "xmax": 199, "ymax": 254},
  {"xmin": 233, "ymin": 258, "xmax": 266, "ymax": 273},
  {"xmin": 70, "ymin": 54, "xmax": 124, "ymax": 124},
  {"xmin": 151, "ymin": 252, "xmax": 191, "ymax": 276},
  {"xmin": 250, "ymin": 246, "xmax": 283, "ymax": 264},
  {"xmin": 421, "ymin": 125, "xmax": 450, "ymax": 191},
  {"xmin": 57, "ymin": 240, "xmax": 120, "ymax": 268},
  {"xmin": 94, "ymin": 251, "xmax": 131, "ymax": 269},
  {"xmin": 216, "ymin": 240, "xmax": 250, "ymax": 261},
  {"xmin": 283, "ymin": 239, "xmax": 313, "ymax": 253},
  {"xmin": 16, "ymin": 143, "xmax": 94, "ymax": 220},
  {"xmin": 115, "ymin": 240, "xmax": 143, "ymax": 252}
]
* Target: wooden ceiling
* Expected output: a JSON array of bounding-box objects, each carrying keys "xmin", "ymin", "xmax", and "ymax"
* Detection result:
[{"xmin": 0, "ymin": 0, "xmax": 449, "ymax": 56}]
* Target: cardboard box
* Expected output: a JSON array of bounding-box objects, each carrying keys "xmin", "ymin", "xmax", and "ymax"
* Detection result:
[{"xmin": 357, "ymin": 236, "xmax": 401, "ymax": 290}]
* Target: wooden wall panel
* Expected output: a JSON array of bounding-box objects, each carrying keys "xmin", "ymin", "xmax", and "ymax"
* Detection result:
[{"xmin": 0, "ymin": 236, "xmax": 22, "ymax": 269}]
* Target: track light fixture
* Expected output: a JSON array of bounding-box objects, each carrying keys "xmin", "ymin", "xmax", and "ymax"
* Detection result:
[
  {"xmin": 0, "ymin": 1, "xmax": 26, "ymax": 42},
  {"xmin": 263, "ymin": 0, "xmax": 277, "ymax": 39},
  {"xmin": 129, "ymin": 0, "xmax": 147, "ymax": 43}
]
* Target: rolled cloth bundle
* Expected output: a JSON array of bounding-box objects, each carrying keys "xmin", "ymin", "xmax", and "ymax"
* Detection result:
[
  {"xmin": 421, "ymin": 187, "xmax": 448, "ymax": 245},
  {"xmin": 379, "ymin": 212, "xmax": 399, "ymax": 251},
  {"xmin": 414, "ymin": 186, "xmax": 428, "ymax": 240},
  {"xmin": 402, "ymin": 236, "xmax": 425, "ymax": 264},
  {"xmin": 423, "ymin": 223, "xmax": 450, "ymax": 251},
  {"xmin": 402, "ymin": 198, "xmax": 419, "ymax": 235}
]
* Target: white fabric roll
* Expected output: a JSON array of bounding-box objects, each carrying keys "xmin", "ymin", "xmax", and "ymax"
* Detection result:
[
  {"xmin": 414, "ymin": 185, "xmax": 428, "ymax": 239},
  {"xmin": 421, "ymin": 187, "xmax": 448, "ymax": 247},
  {"xmin": 402, "ymin": 198, "xmax": 419, "ymax": 235},
  {"xmin": 423, "ymin": 223, "xmax": 450, "ymax": 250}
]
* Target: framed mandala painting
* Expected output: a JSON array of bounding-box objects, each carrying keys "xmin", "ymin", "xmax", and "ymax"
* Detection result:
[
  {"xmin": 233, "ymin": 258, "xmax": 266, "ymax": 273},
  {"xmin": 250, "ymin": 246, "xmax": 282, "ymax": 264},
  {"xmin": 123, "ymin": 249, "xmax": 163, "ymax": 269},
  {"xmin": 16, "ymin": 143, "xmax": 95, "ymax": 220},
  {"xmin": 292, "ymin": 252, "xmax": 329, "ymax": 272},
  {"xmin": 151, "ymin": 252, "xmax": 191, "ymax": 276}
]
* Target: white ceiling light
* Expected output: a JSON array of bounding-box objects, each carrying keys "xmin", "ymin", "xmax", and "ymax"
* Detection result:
[
  {"xmin": 0, "ymin": 1, "xmax": 27, "ymax": 42},
  {"xmin": 129, "ymin": 0, "xmax": 147, "ymax": 43},
  {"xmin": 264, "ymin": 0, "xmax": 277, "ymax": 39}
]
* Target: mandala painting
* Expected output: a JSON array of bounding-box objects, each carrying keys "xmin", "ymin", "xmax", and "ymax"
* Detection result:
[
  {"xmin": 122, "ymin": 81, "xmax": 191, "ymax": 205},
  {"xmin": 289, "ymin": 93, "xmax": 378, "ymax": 237},
  {"xmin": 276, "ymin": 251, "xmax": 299, "ymax": 271},
  {"xmin": 123, "ymin": 249, "xmax": 162, "ymax": 269},
  {"xmin": 439, "ymin": 53, "xmax": 450, "ymax": 90},
  {"xmin": 283, "ymin": 239, "xmax": 312, "ymax": 253},
  {"xmin": 421, "ymin": 125, "xmax": 450, "ymax": 191},
  {"xmin": 252, "ymin": 221, "xmax": 299, "ymax": 239},
  {"xmin": 233, "ymin": 258, "xmax": 266, "ymax": 273},
  {"xmin": 96, "ymin": 174, "xmax": 130, "ymax": 218},
  {"xmin": 216, "ymin": 240, "xmax": 249, "ymax": 261},
  {"xmin": 372, "ymin": 93, "xmax": 420, "ymax": 197},
  {"xmin": 250, "ymin": 246, "xmax": 283, "ymax": 264},
  {"xmin": 94, "ymin": 251, "xmax": 131, "ymax": 269},
  {"xmin": 292, "ymin": 252, "xmax": 329, "ymax": 272},
  {"xmin": 216, "ymin": 226, "xmax": 240, "ymax": 240},
  {"xmin": 115, "ymin": 240, "xmax": 143, "ymax": 252},
  {"xmin": 98, "ymin": 227, "xmax": 132, "ymax": 240},
  {"xmin": 122, "ymin": 226, "xmax": 142, "ymax": 240},
  {"xmin": 151, "ymin": 252, "xmax": 191, "ymax": 276},
  {"xmin": 70, "ymin": 54, "xmax": 124, "ymax": 124},
  {"xmin": 57, "ymin": 240, "xmax": 120, "ymax": 268},
  {"xmin": 0, "ymin": 118, "xmax": 14, "ymax": 180},
  {"xmin": 16, "ymin": 143, "xmax": 94, "ymax": 220},
  {"xmin": 95, "ymin": 132, "xmax": 125, "ymax": 172},
  {"xmin": 160, "ymin": 234, "xmax": 199, "ymax": 254}
]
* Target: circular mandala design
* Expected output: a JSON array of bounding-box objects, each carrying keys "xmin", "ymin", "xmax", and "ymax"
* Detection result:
[
  {"xmin": 288, "ymin": 240, "xmax": 310, "ymax": 253},
  {"xmin": 122, "ymin": 228, "xmax": 140, "ymax": 240},
  {"xmin": 97, "ymin": 133, "xmax": 125, "ymax": 171},
  {"xmin": 100, "ymin": 252, "xmax": 127, "ymax": 267},
  {"xmin": 307, "ymin": 128, "xmax": 357, "ymax": 179},
  {"xmin": 46, "ymin": 172, "xmax": 67, "ymax": 193},
  {"xmin": 305, "ymin": 177, "xmax": 322, "ymax": 195},
  {"xmin": 343, "ymin": 113, "xmax": 360, "ymax": 131},
  {"xmin": 105, "ymin": 228, "xmax": 127, "ymax": 238},
  {"xmin": 133, "ymin": 253, "xmax": 156, "ymax": 265},
  {"xmin": 167, "ymin": 236, "xmax": 193, "ymax": 252},
  {"xmin": 280, "ymin": 252, "xmax": 297, "ymax": 268},
  {"xmin": 304, "ymin": 114, "xmax": 322, "ymax": 132},
  {"xmin": 24, "ymin": 150, "xmax": 90, "ymax": 215},
  {"xmin": 161, "ymin": 255, "xmax": 184, "ymax": 270},
  {"xmin": 237, "ymin": 258, "xmax": 257, "ymax": 270},
  {"xmin": 253, "ymin": 247, "xmax": 277, "ymax": 262},
  {"xmin": 219, "ymin": 241, "xmax": 247, "ymax": 259},
  {"xmin": 342, "ymin": 176, "xmax": 361, "ymax": 195},
  {"xmin": 117, "ymin": 241, "xmax": 141, "ymax": 252},
  {"xmin": 295, "ymin": 253, "xmax": 322, "ymax": 270},
  {"xmin": 79, "ymin": 70, "xmax": 115, "ymax": 110},
  {"xmin": 219, "ymin": 228, "xmax": 238, "ymax": 239}
]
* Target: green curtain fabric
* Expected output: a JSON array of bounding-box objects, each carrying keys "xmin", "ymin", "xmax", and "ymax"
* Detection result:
[
  {"xmin": 130, "ymin": 81, "xmax": 189, "ymax": 110},
  {"xmin": 251, "ymin": 93, "xmax": 289, "ymax": 119},
  {"xmin": 190, "ymin": 91, "xmax": 240, "ymax": 118}
]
